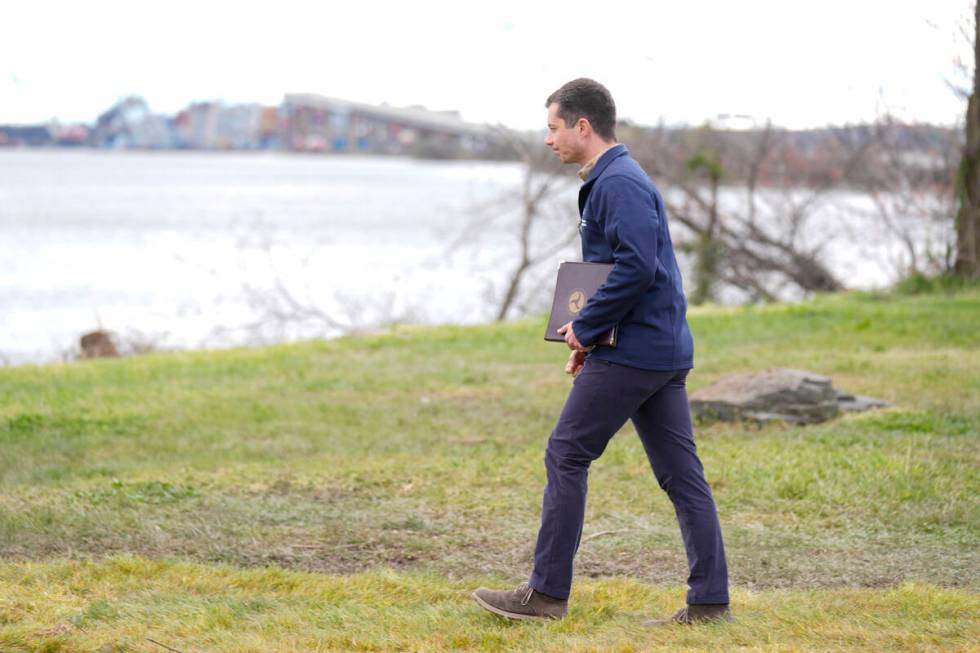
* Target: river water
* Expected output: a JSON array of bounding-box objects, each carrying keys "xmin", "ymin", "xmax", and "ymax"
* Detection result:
[{"xmin": 0, "ymin": 149, "xmax": 942, "ymax": 366}]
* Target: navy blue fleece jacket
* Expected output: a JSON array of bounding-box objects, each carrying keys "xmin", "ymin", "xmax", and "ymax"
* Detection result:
[{"xmin": 572, "ymin": 143, "xmax": 694, "ymax": 370}]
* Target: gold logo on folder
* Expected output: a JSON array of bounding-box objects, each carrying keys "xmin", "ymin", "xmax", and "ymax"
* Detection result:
[{"xmin": 568, "ymin": 289, "xmax": 587, "ymax": 314}]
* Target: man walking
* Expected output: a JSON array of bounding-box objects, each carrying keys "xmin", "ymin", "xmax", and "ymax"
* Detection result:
[{"xmin": 472, "ymin": 79, "xmax": 731, "ymax": 625}]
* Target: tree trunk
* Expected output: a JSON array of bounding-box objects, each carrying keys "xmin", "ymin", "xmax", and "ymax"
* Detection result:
[{"xmin": 954, "ymin": 3, "xmax": 980, "ymax": 277}]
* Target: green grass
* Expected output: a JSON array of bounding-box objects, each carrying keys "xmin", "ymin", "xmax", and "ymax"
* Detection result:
[
  {"xmin": 2, "ymin": 558, "xmax": 977, "ymax": 653},
  {"xmin": 1, "ymin": 285, "xmax": 978, "ymax": 651}
]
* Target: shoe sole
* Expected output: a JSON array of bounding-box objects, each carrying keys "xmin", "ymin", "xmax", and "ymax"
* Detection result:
[
  {"xmin": 471, "ymin": 592, "xmax": 558, "ymax": 621},
  {"xmin": 643, "ymin": 615, "xmax": 734, "ymax": 626}
]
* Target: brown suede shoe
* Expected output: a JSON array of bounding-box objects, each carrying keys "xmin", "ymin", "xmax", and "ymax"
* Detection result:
[
  {"xmin": 644, "ymin": 603, "xmax": 733, "ymax": 626},
  {"xmin": 472, "ymin": 582, "xmax": 568, "ymax": 621}
]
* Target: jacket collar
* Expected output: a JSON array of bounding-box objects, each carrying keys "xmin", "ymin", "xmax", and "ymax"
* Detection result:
[
  {"xmin": 578, "ymin": 143, "xmax": 629, "ymax": 214},
  {"xmin": 583, "ymin": 143, "xmax": 628, "ymax": 185}
]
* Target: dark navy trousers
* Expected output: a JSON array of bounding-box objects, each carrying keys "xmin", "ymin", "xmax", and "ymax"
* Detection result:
[{"xmin": 528, "ymin": 358, "xmax": 729, "ymax": 604}]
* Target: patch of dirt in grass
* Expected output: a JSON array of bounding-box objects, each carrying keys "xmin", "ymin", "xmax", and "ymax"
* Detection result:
[
  {"xmin": 4, "ymin": 482, "xmax": 977, "ymax": 592},
  {"xmin": 4, "ymin": 530, "xmax": 977, "ymax": 594}
]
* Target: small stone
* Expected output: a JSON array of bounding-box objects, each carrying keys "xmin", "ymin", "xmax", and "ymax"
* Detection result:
[{"xmin": 836, "ymin": 390, "xmax": 893, "ymax": 412}]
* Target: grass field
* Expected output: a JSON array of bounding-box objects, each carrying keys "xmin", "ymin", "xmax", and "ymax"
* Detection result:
[{"xmin": 1, "ymin": 285, "xmax": 978, "ymax": 652}]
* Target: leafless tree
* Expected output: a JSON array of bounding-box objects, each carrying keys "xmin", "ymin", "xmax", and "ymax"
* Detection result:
[
  {"xmin": 239, "ymin": 267, "xmax": 352, "ymax": 339},
  {"xmin": 451, "ymin": 131, "xmax": 580, "ymax": 321},
  {"xmin": 954, "ymin": 2, "xmax": 979, "ymax": 277},
  {"xmin": 627, "ymin": 122, "xmax": 858, "ymax": 303},
  {"xmin": 205, "ymin": 226, "xmax": 414, "ymax": 348},
  {"xmin": 858, "ymin": 116, "xmax": 960, "ymax": 277}
]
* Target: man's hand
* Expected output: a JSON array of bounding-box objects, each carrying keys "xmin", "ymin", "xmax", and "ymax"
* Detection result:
[
  {"xmin": 565, "ymin": 349, "xmax": 587, "ymax": 376},
  {"xmin": 557, "ymin": 321, "xmax": 591, "ymax": 352}
]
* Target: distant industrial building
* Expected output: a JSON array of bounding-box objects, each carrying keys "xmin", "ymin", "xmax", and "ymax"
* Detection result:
[
  {"xmin": 0, "ymin": 125, "xmax": 54, "ymax": 146},
  {"xmin": 90, "ymin": 96, "xmax": 174, "ymax": 149},
  {"xmin": 282, "ymin": 93, "xmax": 498, "ymax": 158},
  {"xmin": 174, "ymin": 102, "xmax": 280, "ymax": 150}
]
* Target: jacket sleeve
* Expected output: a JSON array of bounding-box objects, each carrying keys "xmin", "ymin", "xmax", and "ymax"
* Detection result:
[{"xmin": 572, "ymin": 175, "xmax": 660, "ymax": 346}]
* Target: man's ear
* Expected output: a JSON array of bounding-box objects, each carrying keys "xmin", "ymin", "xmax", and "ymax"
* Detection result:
[{"xmin": 576, "ymin": 117, "xmax": 592, "ymax": 138}]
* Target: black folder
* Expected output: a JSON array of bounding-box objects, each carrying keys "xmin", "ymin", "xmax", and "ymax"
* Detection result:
[{"xmin": 544, "ymin": 261, "xmax": 617, "ymax": 346}]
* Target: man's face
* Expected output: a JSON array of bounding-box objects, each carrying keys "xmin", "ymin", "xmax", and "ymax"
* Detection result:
[{"xmin": 545, "ymin": 103, "xmax": 584, "ymax": 164}]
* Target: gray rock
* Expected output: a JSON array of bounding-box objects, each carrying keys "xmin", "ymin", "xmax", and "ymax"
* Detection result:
[{"xmin": 690, "ymin": 368, "xmax": 890, "ymax": 425}]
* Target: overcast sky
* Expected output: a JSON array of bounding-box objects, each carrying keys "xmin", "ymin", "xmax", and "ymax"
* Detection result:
[{"xmin": 0, "ymin": 0, "xmax": 974, "ymax": 130}]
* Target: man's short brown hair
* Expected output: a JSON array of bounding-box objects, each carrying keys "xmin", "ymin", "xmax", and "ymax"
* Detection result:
[{"xmin": 546, "ymin": 78, "xmax": 617, "ymax": 142}]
